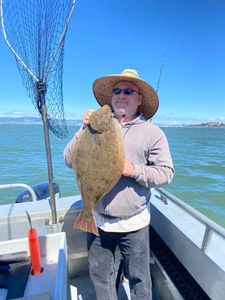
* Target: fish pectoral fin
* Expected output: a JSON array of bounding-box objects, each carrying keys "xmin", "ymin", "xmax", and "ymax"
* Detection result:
[{"xmin": 73, "ymin": 212, "xmax": 99, "ymax": 236}]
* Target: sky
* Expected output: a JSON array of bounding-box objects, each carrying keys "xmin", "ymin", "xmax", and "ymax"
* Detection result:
[{"xmin": 0, "ymin": 0, "xmax": 225, "ymax": 125}]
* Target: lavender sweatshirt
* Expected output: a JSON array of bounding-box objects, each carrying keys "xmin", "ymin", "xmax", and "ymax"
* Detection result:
[{"xmin": 64, "ymin": 115, "xmax": 174, "ymax": 218}]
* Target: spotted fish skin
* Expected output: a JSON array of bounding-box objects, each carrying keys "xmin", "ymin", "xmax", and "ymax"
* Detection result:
[{"xmin": 71, "ymin": 105, "xmax": 125, "ymax": 235}]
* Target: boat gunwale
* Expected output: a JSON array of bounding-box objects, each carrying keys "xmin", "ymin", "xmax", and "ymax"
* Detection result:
[{"xmin": 155, "ymin": 188, "xmax": 225, "ymax": 241}]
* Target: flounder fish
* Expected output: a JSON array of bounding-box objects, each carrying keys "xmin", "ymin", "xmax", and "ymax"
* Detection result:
[{"xmin": 71, "ymin": 104, "xmax": 125, "ymax": 235}]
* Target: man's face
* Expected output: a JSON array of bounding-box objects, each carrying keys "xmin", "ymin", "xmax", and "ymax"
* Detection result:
[{"xmin": 111, "ymin": 81, "xmax": 142, "ymax": 121}]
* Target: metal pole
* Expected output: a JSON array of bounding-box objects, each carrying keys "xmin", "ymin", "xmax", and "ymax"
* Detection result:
[
  {"xmin": 156, "ymin": 188, "xmax": 225, "ymax": 239},
  {"xmin": 0, "ymin": 183, "xmax": 37, "ymax": 201},
  {"xmin": 201, "ymin": 226, "xmax": 213, "ymax": 253},
  {"xmin": 36, "ymin": 81, "xmax": 57, "ymax": 225}
]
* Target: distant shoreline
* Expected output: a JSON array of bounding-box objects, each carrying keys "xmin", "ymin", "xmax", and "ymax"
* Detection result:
[
  {"xmin": 0, "ymin": 117, "xmax": 224, "ymax": 128},
  {"xmin": 159, "ymin": 122, "xmax": 225, "ymax": 128},
  {"xmin": 0, "ymin": 117, "xmax": 82, "ymax": 127}
]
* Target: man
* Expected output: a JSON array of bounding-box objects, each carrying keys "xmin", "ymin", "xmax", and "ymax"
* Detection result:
[{"xmin": 64, "ymin": 69, "xmax": 174, "ymax": 300}]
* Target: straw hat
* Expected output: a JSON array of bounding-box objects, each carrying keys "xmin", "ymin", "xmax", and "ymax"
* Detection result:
[{"xmin": 93, "ymin": 69, "xmax": 159, "ymax": 119}]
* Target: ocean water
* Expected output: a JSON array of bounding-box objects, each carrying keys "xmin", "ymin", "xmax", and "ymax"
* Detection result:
[{"xmin": 0, "ymin": 124, "xmax": 225, "ymax": 228}]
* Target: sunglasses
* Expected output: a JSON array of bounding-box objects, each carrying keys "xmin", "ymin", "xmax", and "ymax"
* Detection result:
[{"xmin": 112, "ymin": 88, "xmax": 141, "ymax": 96}]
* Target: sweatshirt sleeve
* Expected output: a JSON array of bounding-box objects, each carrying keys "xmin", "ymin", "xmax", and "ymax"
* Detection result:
[
  {"xmin": 130, "ymin": 129, "xmax": 174, "ymax": 188},
  {"xmin": 63, "ymin": 126, "xmax": 84, "ymax": 168}
]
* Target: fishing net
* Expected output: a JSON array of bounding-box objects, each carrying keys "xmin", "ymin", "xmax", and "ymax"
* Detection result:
[{"xmin": 1, "ymin": 0, "xmax": 75, "ymax": 138}]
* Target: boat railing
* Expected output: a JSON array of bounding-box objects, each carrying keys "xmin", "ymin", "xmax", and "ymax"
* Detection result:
[
  {"xmin": 0, "ymin": 183, "xmax": 37, "ymax": 202},
  {"xmin": 155, "ymin": 187, "xmax": 225, "ymax": 252}
]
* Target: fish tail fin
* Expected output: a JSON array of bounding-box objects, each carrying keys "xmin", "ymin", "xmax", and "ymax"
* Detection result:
[{"xmin": 73, "ymin": 212, "xmax": 99, "ymax": 236}]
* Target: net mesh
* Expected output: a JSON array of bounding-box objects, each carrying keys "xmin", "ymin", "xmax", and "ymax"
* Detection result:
[{"xmin": 1, "ymin": 0, "xmax": 74, "ymax": 138}]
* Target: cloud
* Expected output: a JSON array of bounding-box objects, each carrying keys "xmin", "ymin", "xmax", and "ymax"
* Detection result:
[
  {"xmin": 64, "ymin": 112, "xmax": 82, "ymax": 119},
  {"xmin": 159, "ymin": 112, "xmax": 175, "ymax": 117},
  {"xmin": 208, "ymin": 116, "xmax": 225, "ymax": 122}
]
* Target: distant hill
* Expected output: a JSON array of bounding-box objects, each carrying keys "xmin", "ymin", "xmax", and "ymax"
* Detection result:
[
  {"xmin": 0, "ymin": 117, "xmax": 42, "ymax": 124},
  {"xmin": 0, "ymin": 117, "xmax": 224, "ymax": 128},
  {"xmin": 195, "ymin": 122, "xmax": 225, "ymax": 128},
  {"xmin": 158, "ymin": 122, "xmax": 225, "ymax": 128},
  {"xmin": 0, "ymin": 117, "xmax": 82, "ymax": 126}
]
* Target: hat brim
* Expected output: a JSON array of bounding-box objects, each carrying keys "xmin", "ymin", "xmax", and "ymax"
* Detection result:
[{"xmin": 93, "ymin": 74, "xmax": 159, "ymax": 119}]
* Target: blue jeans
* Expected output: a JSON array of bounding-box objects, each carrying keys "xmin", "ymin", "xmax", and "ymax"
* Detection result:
[{"xmin": 87, "ymin": 225, "xmax": 152, "ymax": 300}]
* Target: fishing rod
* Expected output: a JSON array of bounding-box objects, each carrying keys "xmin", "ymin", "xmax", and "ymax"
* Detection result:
[{"xmin": 156, "ymin": 55, "xmax": 166, "ymax": 93}]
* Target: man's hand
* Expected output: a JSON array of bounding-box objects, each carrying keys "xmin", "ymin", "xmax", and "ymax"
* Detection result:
[
  {"xmin": 123, "ymin": 160, "xmax": 134, "ymax": 177},
  {"xmin": 83, "ymin": 109, "xmax": 95, "ymax": 128}
]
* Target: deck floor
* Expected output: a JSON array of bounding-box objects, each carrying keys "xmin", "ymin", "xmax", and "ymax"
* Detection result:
[{"xmin": 70, "ymin": 275, "xmax": 160, "ymax": 300}]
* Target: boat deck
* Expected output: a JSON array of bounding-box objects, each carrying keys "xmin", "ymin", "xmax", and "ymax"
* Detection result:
[
  {"xmin": 70, "ymin": 275, "xmax": 160, "ymax": 300},
  {"xmin": 1, "ymin": 189, "xmax": 225, "ymax": 299}
]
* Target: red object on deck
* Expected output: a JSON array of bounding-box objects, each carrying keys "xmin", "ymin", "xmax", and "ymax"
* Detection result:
[{"xmin": 28, "ymin": 228, "xmax": 42, "ymax": 275}]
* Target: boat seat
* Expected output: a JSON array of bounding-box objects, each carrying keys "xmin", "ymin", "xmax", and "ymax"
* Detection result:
[{"xmin": 15, "ymin": 182, "xmax": 60, "ymax": 203}]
